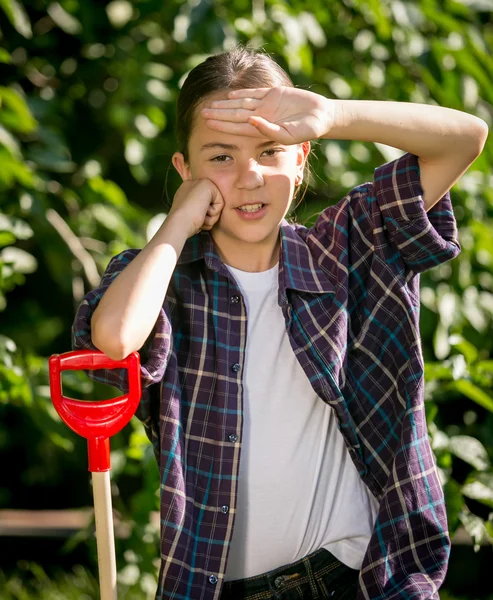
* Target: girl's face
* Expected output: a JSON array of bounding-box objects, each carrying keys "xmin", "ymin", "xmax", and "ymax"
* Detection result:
[{"xmin": 172, "ymin": 90, "xmax": 309, "ymax": 251}]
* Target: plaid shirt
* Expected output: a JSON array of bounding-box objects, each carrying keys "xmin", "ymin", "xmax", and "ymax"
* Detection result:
[{"xmin": 73, "ymin": 153, "xmax": 461, "ymax": 600}]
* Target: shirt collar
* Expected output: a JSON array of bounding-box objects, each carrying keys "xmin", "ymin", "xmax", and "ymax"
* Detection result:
[
  {"xmin": 177, "ymin": 222, "xmax": 335, "ymax": 296},
  {"xmin": 177, "ymin": 231, "xmax": 224, "ymax": 273}
]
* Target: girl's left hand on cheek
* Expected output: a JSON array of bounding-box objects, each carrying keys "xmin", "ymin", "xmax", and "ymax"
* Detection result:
[{"xmin": 200, "ymin": 87, "xmax": 337, "ymax": 144}]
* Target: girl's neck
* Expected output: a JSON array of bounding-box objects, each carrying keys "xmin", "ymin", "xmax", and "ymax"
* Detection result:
[{"xmin": 211, "ymin": 230, "xmax": 280, "ymax": 273}]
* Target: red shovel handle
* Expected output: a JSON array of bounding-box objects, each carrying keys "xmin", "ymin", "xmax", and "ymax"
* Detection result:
[{"xmin": 49, "ymin": 350, "xmax": 141, "ymax": 472}]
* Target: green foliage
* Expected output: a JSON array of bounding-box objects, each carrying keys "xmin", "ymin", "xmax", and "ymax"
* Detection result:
[
  {"xmin": 0, "ymin": 562, "xmax": 99, "ymax": 600},
  {"xmin": 0, "ymin": 560, "xmax": 157, "ymax": 599},
  {"xmin": 0, "ymin": 0, "xmax": 492, "ymax": 594}
]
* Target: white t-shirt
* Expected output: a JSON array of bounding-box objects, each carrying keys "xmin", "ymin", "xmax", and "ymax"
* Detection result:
[{"xmin": 224, "ymin": 262, "xmax": 379, "ymax": 581}]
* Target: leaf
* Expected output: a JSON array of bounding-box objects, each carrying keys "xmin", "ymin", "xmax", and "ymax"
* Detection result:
[
  {"xmin": 0, "ymin": 147, "xmax": 35, "ymax": 189},
  {"xmin": 0, "ymin": 0, "xmax": 15, "ymax": 23},
  {"xmin": 27, "ymin": 148, "xmax": 75, "ymax": 173},
  {"xmin": 449, "ymin": 435, "xmax": 491, "ymax": 471},
  {"xmin": 89, "ymin": 176, "xmax": 128, "ymax": 208},
  {"xmin": 433, "ymin": 321, "xmax": 450, "ymax": 360},
  {"xmin": 470, "ymin": 360, "xmax": 493, "ymax": 389},
  {"xmin": 0, "ymin": 0, "xmax": 32, "ymax": 38},
  {"xmin": 0, "ymin": 123, "xmax": 21, "ymax": 156},
  {"xmin": 448, "ymin": 334, "xmax": 479, "ymax": 364},
  {"xmin": 461, "ymin": 471, "xmax": 493, "ymax": 509},
  {"xmin": 455, "ymin": 50, "xmax": 493, "ymax": 104},
  {"xmin": 90, "ymin": 203, "xmax": 125, "ymax": 232},
  {"xmin": 424, "ymin": 361, "xmax": 453, "ymax": 381},
  {"xmin": 0, "ymin": 247, "xmax": 38, "ymax": 274},
  {"xmin": 447, "ymin": 379, "xmax": 493, "ymax": 413},
  {"xmin": 356, "ymin": 0, "xmax": 392, "ymax": 39},
  {"xmin": 48, "ymin": 431, "xmax": 74, "ymax": 452},
  {"xmin": 450, "ymin": 354, "xmax": 469, "ymax": 380},
  {"xmin": 474, "ymin": 360, "xmax": 493, "ymax": 374},
  {"xmin": 26, "ymin": 125, "xmax": 75, "ymax": 172},
  {"xmin": 0, "ymin": 232, "xmax": 16, "ymax": 247},
  {"xmin": 424, "ymin": 400, "xmax": 438, "ymax": 424},
  {"xmin": 0, "ymin": 48, "xmax": 11, "ymax": 63},
  {"xmin": 486, "ymin": 519, "xmax": 493, "ymax": 539},
  {"xmin": 459, "ymin": 507, "xmax": 493, "ymax": 551},
  {"xmin": 299, "ymin": 11, "xmax": 327, "ymax": 47},
  {"xmin": 444, "ymin": 478, "xmax": 464, "ymax": 533},
  {"xmin": 0, "ymin": 87, "xmax": 37, "ymax": 133},
  {"xmin": 0, "ymin": 214, "xmax": 33, "ymax": 240},
  {"xmin": 46, "ymin": 2, "xmax": 82, "ymax": 35},
  {"xmin": 437, "ymin": 290, "xmax": 457, "ymax": 328}
]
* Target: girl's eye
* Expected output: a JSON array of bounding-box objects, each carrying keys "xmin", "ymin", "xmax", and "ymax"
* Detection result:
[{"xmin": 210, "ymin": 149, "xmax": 282, "ymax": 163}]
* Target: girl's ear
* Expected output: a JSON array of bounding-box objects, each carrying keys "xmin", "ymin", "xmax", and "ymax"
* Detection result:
[
  {"xmin": 298, "ymin": 141, "xmax": 310, "ymax": 165},
  {"xmin": 172, "ymin": 152, "xmax": 192, "ymax": 181},
  {"xmin": 296, "ymin": 141, "xmax": 310, "ymax": 177}
]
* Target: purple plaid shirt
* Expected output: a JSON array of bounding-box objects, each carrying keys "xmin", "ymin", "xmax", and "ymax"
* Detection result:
[{"xmin": 73, "ymin": 153, "xmax": 461, "ymax": 599}]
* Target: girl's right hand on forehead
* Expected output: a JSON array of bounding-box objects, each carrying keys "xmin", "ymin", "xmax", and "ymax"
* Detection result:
[{"xmin": 168, "ymin": 178, "xmax": 225, "ymax": 239}]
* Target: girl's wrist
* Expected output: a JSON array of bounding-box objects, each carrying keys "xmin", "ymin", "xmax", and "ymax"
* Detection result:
[
  {"xmin": 150, "ymin": 211, "xmax": 191, "ymax": 251},
  {"xmin": 320, "ymin": 98, "xmax": 353, "ymax": 140}
]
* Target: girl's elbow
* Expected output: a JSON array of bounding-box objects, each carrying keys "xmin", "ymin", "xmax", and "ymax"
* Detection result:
[
  {"xmin": 469, "ymin": 117, "xmax": 489, "ymax": 156},
  {"xmin": 477, "ymin": 118, "xmax": 489, "ymax": 150},
  {"xmin": 96, "ymin": 343, "xmax": 129, "ymax": 362},
  {"xmin": 92, "ymin": 321, "xmax": 131, "ymax": 361}
]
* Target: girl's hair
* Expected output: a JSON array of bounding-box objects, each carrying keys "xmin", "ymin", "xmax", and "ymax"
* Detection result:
[{"xmin": 175, "ymin": 44, "xmax": 311, "ymax": 204}]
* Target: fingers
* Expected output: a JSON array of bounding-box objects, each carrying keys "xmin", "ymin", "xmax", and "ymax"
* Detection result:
[
  {"xmin": 202, "ymin": 192, "xmax": 224, "ymax": 230},
  {"xmin": 201, "ymin": 107, "xmax": 255, "ymax": 122},
  {"xmin": 201, "ymin": 213, "xmax": 220, "ymax": 231},
  {"xmin": 248, "ymin": 116, "xmax": 285, "ymax": 137},
  {"xmin": 207, "ymin": 201, "xmax": 222, "ymax": 217},
  {"xmin": 203, "ymin": 119, "xmax": 263, "ymax": 138},
  {"xmin": 210, "ymin": 98, "xmax": 261, "ymax": 110},
  {"xmin": 205, "ymin": 117, "xmax": 292, "ymax": 144},
  {"xmin": 227, "ymin": 88, "xmax": 270, "ymax": 99}
]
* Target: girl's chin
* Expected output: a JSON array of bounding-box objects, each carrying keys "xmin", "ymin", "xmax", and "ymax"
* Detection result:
[{"xmin": 212, "ymin": 222, "xmax": 281, "ymax": 246}]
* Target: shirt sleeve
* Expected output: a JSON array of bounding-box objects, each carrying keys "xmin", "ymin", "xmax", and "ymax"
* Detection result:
[
  {"xmin": 309, "ymin": 152, "xmax": 461, "ymax": 283},
  {"xmin": 367, "ymin": 152, "xmax": 461, "ymax": 274},
  {"xmin": 71, "ymin": 249, "xmax": 172, "ymax": 419}
]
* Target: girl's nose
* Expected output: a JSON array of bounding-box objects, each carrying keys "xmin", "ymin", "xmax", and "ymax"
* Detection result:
[{"xmin": 237, "ymin": 159, "xmax": 264, "ymax": 189}]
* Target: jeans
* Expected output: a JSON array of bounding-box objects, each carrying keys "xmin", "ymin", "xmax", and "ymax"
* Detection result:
[{"xmin": 220, "ymin": 548, "xmax": 360, "ymax": 599}]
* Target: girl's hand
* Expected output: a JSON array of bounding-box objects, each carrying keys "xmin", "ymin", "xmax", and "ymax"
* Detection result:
[
  {"xmin": 168, "ymin": 178, "xmax": 225, "ymax": 239},
  {"xmin": 200, "ymin": 87, "xmax": 337, "ymax": 144}
]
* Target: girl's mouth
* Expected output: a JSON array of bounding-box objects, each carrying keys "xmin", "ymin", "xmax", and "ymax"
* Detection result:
[
  {"xmin": 235, "ymin": 203, "xmax": 267, "ymax": 220},
  {"xmin": 237, "ymin": 203, "xmax": 264, "ymax": 213}
]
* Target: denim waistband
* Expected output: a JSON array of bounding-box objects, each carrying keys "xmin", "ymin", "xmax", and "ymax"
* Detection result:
[{"xmin": 220, "ymin": 548, "xmax": 358, "ymax": 600}]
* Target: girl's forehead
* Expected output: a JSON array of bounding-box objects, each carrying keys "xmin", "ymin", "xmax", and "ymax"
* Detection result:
[{"xmin": 191, "ymin": 123, "xmax": 280, "ymax": 152}]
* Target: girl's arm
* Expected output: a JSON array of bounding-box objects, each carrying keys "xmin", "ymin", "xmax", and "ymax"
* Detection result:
[
  {"xmin": 202, "ymin": 88, "xmax": 488, "ymax": 213},
  {"xmin": 91, "ymin": 178, "xmax": 224, "ymax": 360},
  {"xmin": 91, "ymin": 214, "xmax": 189, "ymax": 361},
  {"xmin": 325, "ymin": 100, "xmax": 488, "ymax": 212}
]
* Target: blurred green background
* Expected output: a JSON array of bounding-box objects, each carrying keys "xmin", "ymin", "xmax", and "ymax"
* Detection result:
[{"xmin": 0, "ymin": 0, "xmax": 492, "ymax": 598}]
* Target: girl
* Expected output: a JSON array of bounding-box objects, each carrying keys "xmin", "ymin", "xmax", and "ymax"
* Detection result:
[{"xmin": 73, "ymin": 45, "xmax": 488, "ymax": 600}]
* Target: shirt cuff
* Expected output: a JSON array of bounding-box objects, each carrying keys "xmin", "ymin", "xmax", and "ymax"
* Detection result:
[{"xmin": 373, "ymin": 152, "xmax": 461, "ymax": 274}]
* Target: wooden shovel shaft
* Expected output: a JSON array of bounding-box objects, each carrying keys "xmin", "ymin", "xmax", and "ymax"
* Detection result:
[{"xmin": 92, "ymin": 471, "xmax": 117, "ymax": 600}]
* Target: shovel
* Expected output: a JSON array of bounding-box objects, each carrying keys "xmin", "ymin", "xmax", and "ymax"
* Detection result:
[{"xmin": 49, "ymin": 349, "xmax": 141, "ymax": 600}]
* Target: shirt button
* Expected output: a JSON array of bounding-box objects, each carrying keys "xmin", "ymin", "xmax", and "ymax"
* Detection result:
[
  {"xmin": 228, "ymin": 434, "xmax": 238, "ymax": 443},
  {"xmin": 221, "ymin": 505, "xmax": 229, "ymax": 514},
  {"xmin": 231, "ymin": 295, "xmax": 240, "ymax": 303},
  {"xmin": 209, "ymin": 575, "xmax": 218, "ymax": 584},
  {"xmin": 231, "ymin": 363, "xmax": 241, "ymax": 372}
]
